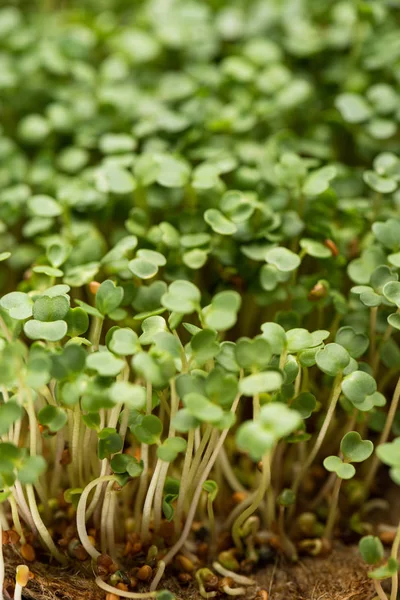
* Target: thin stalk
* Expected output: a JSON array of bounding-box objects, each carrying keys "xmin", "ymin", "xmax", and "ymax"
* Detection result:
[
  {"xmin": 374, "ymin": 581, "xmax": 388, "ymax": 600},
  {"xmin": 324, "ymin": 476, "xmax": 342, "ymax": 540},
  {"xmin": 369, "ymin": 306, "xmax": 378, "ymax": 365},
  {"xmin": 175, "ymin": 429, "xmax": 194, "ymax": 534},
  {"xmin": 100, "ymin": 481, "xmax": 114, "ymax": 555},
  {"xmin": 14, "ymin": 483, "xmax": 36, "ymax": 534},
  {"xmin": 95, "ymin": 577, "xmax": 156, "ymax": 598},
  {"xmin": 212, "ymin": 562, "xmax": 254, "ymax": 585},
  {"xmin": 218, "ymin": 446, "xmax": 245, "ymax": 493},
  {"xmin": 372, "ymin": 323, "xmax": 393, "ymax": 375},
  {"xmin": 89, "ymin": 316, "xmax": 104, "ymax": 352},
  {"xmin": 206, "ymin": 496, "xmax": 216, "ymax": 558},
  {"xmin": 232, "ymin": 454, "xmax": 271, "ymax": 552},
  {"xmin": 8, "ymin": 495, "xmax": 26, "ymax": 544},
  {"xmin": 291, "ymin": 374, "xmax": 342, "ymax": 503},
  {"xmin": 390, "ymin": 518, "xmax": 400, "ymax": 600},
  {"xmin": 186, "ymin": 426, "xmax": 213, "ymax": 488},
  {"xmin": 365, "ymin": 376, "xmax": 400, "ymax": 494},
  {"xmin": 50, "ymin": 430, "xmax": 64, "ymax": 497},
  {"xmin": 253, "ymin": 394, "xmax": 260, "ymax": 419},
  {"xmin": 189, "ymin": 429, "xmax": 218, "ymax": 494},
  {"xmin": 85, "ymin": 460, "xmax": 108, "ymax": 522},
  {"xmin": 86, "ymin": 405, "xmax": 121, "ymax": 521},
  {"xmin": 150, "ymin": 392, "xmax": 242, "ymax": 591},
  {"xmin": 278, "ymin": 505, "xmax": 297, "ymax": 561},
  {"xmin": 153, "ymin": 378, "xmax": 180, "ymax": 532},
  {"xmin": 134, "ymin": 382, "xmax": 152, "ymax": 531},
  {"xmin": 76, "ymin": 475, "xmax": 116, "ymax": 560},
  {"xmin": 71, "ymin": 404, "xmax": 81, "ymax": 488},
  {"xmin": 26, "ymin": 485, "xmax": 67, "ymax": 563},
  {"xmin": 141, "ymin": 460, "xmax": 163, "ymax": 542}
]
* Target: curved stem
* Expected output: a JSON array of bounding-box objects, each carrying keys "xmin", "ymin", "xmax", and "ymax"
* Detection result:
[
  {"xmin": 232, "ymin": 454, "xmax": 270, "ymax": 552},
  {"xmin": 218, "ymin": 445, "xmax": 245, "ymax": 493},
  {"xmin": 365, "ymin": 376, "xmax": 400, "ymax": 494},
  {"xmin": 76, "ymin": 475, "xmax": 115, "ymax": 560},
  {"xmin": 14, "ymin": 483, "xmax": 36, "ymax": 534},
  {"xmin": 95, "ymin": 577, "xmax": 156, "ymax": 598},
  {"xmin": 26, "ymin": 484, "xmax": 67, "ymax": 564},
  {"xmin": 374, "ymin": 580, "xmax": 388, "ymax": 600}
]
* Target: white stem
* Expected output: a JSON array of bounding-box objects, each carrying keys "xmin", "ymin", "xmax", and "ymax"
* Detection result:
[
  {"xmin": 95, "ymin": 577, "xmax": 156, "ymax": 598},
  {"xmin": 8, "ymin": 496, "xmax": 26, "ymax": 544},
  {"xmin": 13, "ymin": 584, "xmax": 22, "ymax": 600},
  {"xmin": 218, "ymin": 446, "xmax": 245, "ymax": 493},
  {"xmin": 141, "ymin": 460, "xmax": 163, "ymax": 541},
  {"xmin": 86, "ymin": 460, "xmax": 109, "ymax": 522},
  {"xmin": 14, "ymin": 483, "xmax": 36, "ymax": 534},
  {"xmin": 26, "ymin": 484, "xmax": 67, "ymax": 564},
  {"xmin": 150, "ymin": 393, "xmax": 242, "ymax": 591},
  {"xmin": 222, "ymin": 586, "xmax": 246, "ymax": 596},
  {"xmin": 107, "ymin": 490, "xmax": 118, "ymax": 561},
  {"xmin": 76, "ymin": 475, "xmax": 115, "ymax": 560},
  {"xmin": 100, "ymin": 481, "xmax": 113, "ymax": 555},
  {"xmin": 212, "ymin": 562, "xmax": 255, "ymax": 585}
]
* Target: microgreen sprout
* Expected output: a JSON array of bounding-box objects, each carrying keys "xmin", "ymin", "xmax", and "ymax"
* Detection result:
[{"xmin": 1, "ymin": 1, "xmax": 400, "ymax": 598}]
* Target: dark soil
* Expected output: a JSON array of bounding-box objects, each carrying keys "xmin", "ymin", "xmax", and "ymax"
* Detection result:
[{"xmin": 4, "ymin": 544, "xmax": 375, "ymax": 600}]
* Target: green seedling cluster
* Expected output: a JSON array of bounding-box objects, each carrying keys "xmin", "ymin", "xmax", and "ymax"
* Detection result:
[{"xmin": 1, "ymin": 0, "xmax": 400, "ymax": 598}]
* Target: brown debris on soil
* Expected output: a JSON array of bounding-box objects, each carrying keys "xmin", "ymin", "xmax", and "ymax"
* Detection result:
[{"xmin": 3, "ymin": 544, "xmax": 375, "ymax": 600}]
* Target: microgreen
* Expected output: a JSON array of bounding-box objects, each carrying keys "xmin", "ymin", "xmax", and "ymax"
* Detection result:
[{"xmin": 1, "ymin": 2, "xmax": 400, "ymax": 597}]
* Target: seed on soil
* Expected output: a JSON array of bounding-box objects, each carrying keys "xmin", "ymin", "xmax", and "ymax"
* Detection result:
[
  {"xmin": 20, "ymin": 544, "xmax": 36, "ymax": 562},
  {"xmin": 379, "ymin": 530, "xmax": 396, "ymax": 545},
  {"xmin": 106, "ymin": 594, "xmax": 119, "ymax": 600},
  {"xmin": 176, "ymin": 554, "xmax": 195, "ymax": 572},
  {"xmin": 218, "ymin": 550, "xmax": 239, "ymax": 571},
  {"xmin": 7, "ymin": 530, "xmax": 20, "ymax": 545},
  {"xmin": 97, "ymin": 553, "xmax": 115, "ymax": 575},
  {"xmin": 203, "ymin": 572, "xmax": 219, "ymax": 591},
  {"xmin": 129, "ymin": 577, "xmax": 138, "ymax": 589},
  {"xmin": 116, "ymin": 583, "xmax": 129, "ymax": 591},
  {"xmin": 146, "ymin": 544, "xmax": 158, "ymax": 562},
  {"xmin": 178, "ymin": 573, "xmax": 192, "ymax": 584},
  {"xmin": 255, "ymin": 591, "xmax": 269, "ymax": 600},
  {"xmin": 218, "ymin": 576, "xmax": 233, "ymax": 592},
  {"xmin": 137, "ymin": 565, "xmax": 152, "ymax": 581}
]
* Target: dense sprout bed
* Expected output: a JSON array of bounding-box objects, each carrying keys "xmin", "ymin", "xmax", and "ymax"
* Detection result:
[{"xmin": 1, "ymin": 0, "xmax": 400, "ymax": 598}]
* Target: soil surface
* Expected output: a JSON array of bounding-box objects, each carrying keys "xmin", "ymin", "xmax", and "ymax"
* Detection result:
[{"xmin": 4, "ymin": 544, "xmax": 375, "ymax": 600}]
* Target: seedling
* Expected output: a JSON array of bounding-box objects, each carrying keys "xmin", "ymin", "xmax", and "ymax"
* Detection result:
[{"xmin": 1, "ymin": 2, "xmax": 400, "ymax": 599}]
